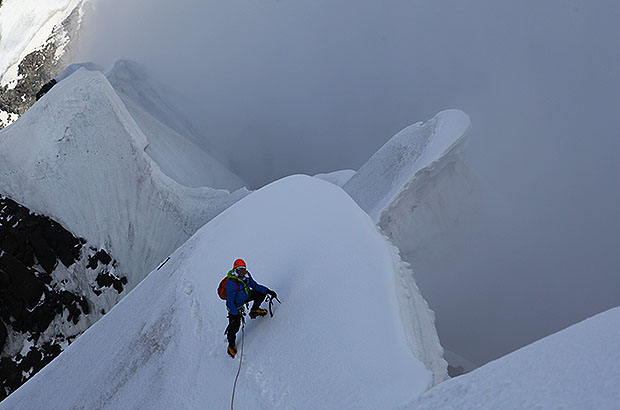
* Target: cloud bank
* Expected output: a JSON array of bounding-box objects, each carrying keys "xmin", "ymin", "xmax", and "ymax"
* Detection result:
[{"xmin": 77, "ymin": 0, "xmax": 620, "ymax": 365}]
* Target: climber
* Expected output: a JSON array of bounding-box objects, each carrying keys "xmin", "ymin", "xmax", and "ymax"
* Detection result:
[{"xmin": 223, "ymin": 258, "xmax": 277, "ymax": 358}]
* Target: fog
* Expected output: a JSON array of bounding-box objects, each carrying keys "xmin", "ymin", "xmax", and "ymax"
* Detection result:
[{"xmin": 77, "ymin": 0, "xmax": 620, "ymax": 365}]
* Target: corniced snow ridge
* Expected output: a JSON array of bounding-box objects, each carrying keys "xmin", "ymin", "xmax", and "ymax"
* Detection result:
[
  {"xmin": 0, "ymin": 175, "xmax": 446, "ymax": 409},
  {"xmin": 0, "ymin": 66, "xmax": 249, "ymax": 289}
]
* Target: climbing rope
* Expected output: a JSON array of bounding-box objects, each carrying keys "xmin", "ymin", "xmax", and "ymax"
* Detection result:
[{"xmin": 230, "ymin": 315, "xmax": 245, "ymax": 410}]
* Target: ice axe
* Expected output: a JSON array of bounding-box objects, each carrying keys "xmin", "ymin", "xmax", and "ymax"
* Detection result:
[{"xmin": 267, "ymin": 294, "xmax": 281, "ymax": 317}]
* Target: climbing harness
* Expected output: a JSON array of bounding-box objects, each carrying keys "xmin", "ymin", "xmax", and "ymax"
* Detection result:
[{"xmin": 230, "ymin": 314, "xmax": 245, "ymax": 410}]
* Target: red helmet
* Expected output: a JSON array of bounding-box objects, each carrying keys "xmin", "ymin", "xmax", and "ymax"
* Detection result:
[{"xmin": 233, "ymin": 259, "xmax": 246, "ymax": 270}]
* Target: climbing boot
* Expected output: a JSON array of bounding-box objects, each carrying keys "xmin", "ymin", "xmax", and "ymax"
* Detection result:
[
  {"xmin": 249, "ymin": 308, "xmax": 268, "ymax": 319},
  {"xmin": 227, "ymin": 344, "xmax": 237, "ymax": 358}
]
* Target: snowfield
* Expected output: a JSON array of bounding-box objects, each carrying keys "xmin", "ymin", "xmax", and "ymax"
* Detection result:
[
  {"xmin": 404, "ymin": 305, "xmax": 620, "ymax": 410},
  {"xmin": 0, "ymin": 175, "xmax": 445, "ymax": 410}
]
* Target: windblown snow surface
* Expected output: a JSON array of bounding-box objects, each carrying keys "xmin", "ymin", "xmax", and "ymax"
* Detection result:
[
  {"xmin": 403, "ymin": 305, "xmax": 620, "ymax": 410},
  {"xmin": 0, "ymin": 175, "xmax": 445, "ymax": 410},
  {"xmin": 0, "ymin": 66, "xmax": 248, "ymax": 287}
]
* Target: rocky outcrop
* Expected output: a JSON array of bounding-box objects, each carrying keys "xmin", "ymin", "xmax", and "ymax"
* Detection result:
[
  {"xmin": 0, "ymin": 5, "xmax": 81, "ymax": 129},
  {"xmin": 0, "ymin": 196, "xmax": 127, "ymax": 401}
]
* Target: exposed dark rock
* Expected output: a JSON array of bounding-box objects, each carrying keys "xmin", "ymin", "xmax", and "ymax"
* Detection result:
[
  {"xmin": 0, "ymin": 195, "xmax": 128, "ymax": 401},
  {"xmin": 88, "ymin": 249, "xmax": 112, "ymax": 269},
  {"xmin": 29, "ymin": 230, "xmax": 58, "ymax": 274},
  {"xmin": 35, "ymin": 79, "xmax": 57, "ymax": 101},
  {"xmin": 41, "ymin": 219, "xmax": 82, "ymax": 268},
  {"xmin": 0, "ymin": 357, "xmax": 21, "ymax": 395},
  {"xmin": 94, "ymin": 270, "xmax": 127, "ymax": 295},
  {"xmin": 0, "ymin": 252, "xmax": 45, "ymax": 318},
  {"xmin": 0, "ymin": 322, "xmax": 6, "ymax": 352},
  {"xmin": 0, "ymin": 340, "xmax": 64, "ymax": 400}
]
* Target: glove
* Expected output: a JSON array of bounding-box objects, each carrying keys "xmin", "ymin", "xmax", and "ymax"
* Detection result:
[{"xmin": 267, "ymin": 289, "xmax": 278, "ymax": 299}]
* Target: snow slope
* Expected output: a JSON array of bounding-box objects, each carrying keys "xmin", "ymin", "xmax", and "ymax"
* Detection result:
[
  {"xmin": 404, "ymin": 305, "xmax": 620, "ymax": 409},
  {"xmin": 0, "ymin": 175, "xmax": 445, "ymax": 409},
  {"xmin": 0, "ymin": 67, "xmax": 248, "ymax": 286}
]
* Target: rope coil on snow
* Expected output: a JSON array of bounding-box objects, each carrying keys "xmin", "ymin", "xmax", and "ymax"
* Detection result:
[{"xmin": 231, "ymin": 315, "xmax": 245, "ymax": 410}]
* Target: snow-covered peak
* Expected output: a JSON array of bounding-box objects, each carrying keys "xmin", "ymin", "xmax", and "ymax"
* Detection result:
[
  {"xmin": 405, "ymin": 306, "xmax": 620, "ymax": 409},
  {"xmin": 344, "ymin": 109, "xmax": 470, "ymax": 222},
  {"xmin": 0, "ymin": 175, "xmax": 445, "ymax": 409},
  {"xmin": 0, "ymin": 66, "xmax": 247, "ymax": 287}
]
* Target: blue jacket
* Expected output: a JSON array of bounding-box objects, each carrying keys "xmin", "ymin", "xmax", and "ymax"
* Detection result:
[{"xmin": 226, "ymin": 269, "xmax": 268, "ymax": 315}]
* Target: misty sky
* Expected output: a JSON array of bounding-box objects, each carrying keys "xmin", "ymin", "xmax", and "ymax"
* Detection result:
[{"xmin": 77, "ymin": 0, "xmax": 620, "ymax": 365}]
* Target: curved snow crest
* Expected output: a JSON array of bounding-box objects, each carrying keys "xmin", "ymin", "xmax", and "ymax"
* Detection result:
[
  {"xmin": 343, "ymin": 109, "xmax": 470, "ymax": 222},
  {"xmin": 403, "ymin": 306, "xmax": 620, "ymax": 409},
  {"xmin": 0, "ymin": 175, "xmax": 444, "ymax": 410},
  {"xmin": 103, "ymin": 59, "xmax": 247, "ymax": 190},
  {"xmin": 313, "ymin": 169, "xmax": 356, "ymax": 187},
  {"xmin": 52, "ymin": 60, "xmax": 248, "ymax": 190},
  {"xmin": 0, "ymin": 67, "xmax": 248, "ymax": 286}
]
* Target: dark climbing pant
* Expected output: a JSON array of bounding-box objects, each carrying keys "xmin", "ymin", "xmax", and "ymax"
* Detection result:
[{"xmin": 226, "ymin": 290, "xmax": 266, "ymax": 346}]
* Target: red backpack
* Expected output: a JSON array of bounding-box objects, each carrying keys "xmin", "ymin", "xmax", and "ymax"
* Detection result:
[{"xmin": 217, "ymin": 277, "xmax": 240, "ymax": 300}]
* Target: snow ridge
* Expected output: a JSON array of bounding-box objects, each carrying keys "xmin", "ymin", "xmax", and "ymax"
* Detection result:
[
  {"xmin": 343, "ymin": 109, "xmax": 470, "ymax": 222},
  {"xmin": 105, "ymin": 60, "xmax": 247, "ymax": 190},
  {"xmin": 0, "ymin": 67, "xmax": 248, "ymax": 287},
  {"xmin": 0, "ymin": 175, "xmax": 444, "ymax": 409}
]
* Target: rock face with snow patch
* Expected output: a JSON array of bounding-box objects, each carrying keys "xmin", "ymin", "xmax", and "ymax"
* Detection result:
[
  {"xmin": 0, "ymin": 1, "xmax": 84, "ymax": 129},
  {"xmin": 0, "ymin": 196, "xmax": 127, "ymax": 401},
  {"xmin": 0, "ymin": 175, "xmax": 446, "ymax": 409}
]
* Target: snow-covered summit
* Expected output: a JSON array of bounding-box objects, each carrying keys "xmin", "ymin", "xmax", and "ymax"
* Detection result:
[
  {"xmin": 0, "ymin": 66, "xmax": 247, "ymax": 287},
  {"xmin": 0, "ymin": 175, "xmax": 446, "ymax": 409}
]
